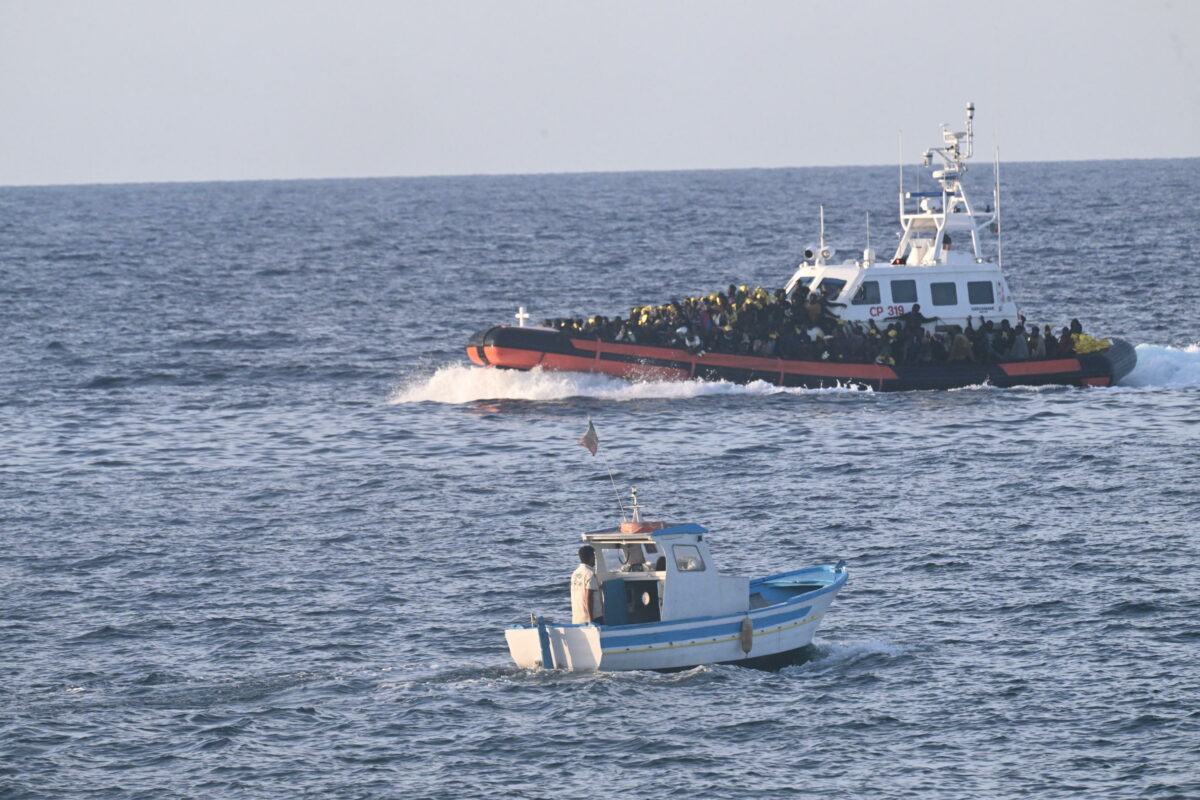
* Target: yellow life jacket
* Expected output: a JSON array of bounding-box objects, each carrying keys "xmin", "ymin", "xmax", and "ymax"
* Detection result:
[{"xmin": 1072, "ymin": 332, "xmax": 1111, "ymax": 354}]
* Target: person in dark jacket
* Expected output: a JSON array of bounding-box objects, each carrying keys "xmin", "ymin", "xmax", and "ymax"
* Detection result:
[
  {"xmin": 1028, "ymin": 325, "xmax": 1046, "ymax": 359},
  {"xmin": 1058, "ymin": 327, "xmax": 1076, "ymax": 356},
  {"xmin": 888, "ymin": 303, "xmax": 939, "ymax": 330},
  {"xmin": 1043, "ymin": 325, "xmax": 1059, "ymax": 358}
]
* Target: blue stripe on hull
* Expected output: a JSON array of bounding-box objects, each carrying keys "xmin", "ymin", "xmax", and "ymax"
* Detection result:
[
  {"xmin": 598, "ymin": 610, "xmax": 827, "ymax": 669},
  {"xmin": 601, "ymin": 604, "xmax": 813, "ymax": 649}
]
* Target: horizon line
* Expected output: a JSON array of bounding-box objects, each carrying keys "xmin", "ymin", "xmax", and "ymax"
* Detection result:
[{"xmin": 2, "ymin": 153, "xmax": 1196, "ymax": 190}]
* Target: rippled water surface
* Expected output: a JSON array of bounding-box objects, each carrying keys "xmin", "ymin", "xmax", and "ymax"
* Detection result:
[{"xmin": 2, "ymin": 160, "xmax": 1199, "ymax": 799}]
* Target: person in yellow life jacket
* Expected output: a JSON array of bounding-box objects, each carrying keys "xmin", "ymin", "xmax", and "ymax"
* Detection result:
[
  {"xmin": 1066, "ymin": 317, "xmax": 1110, "ymax": 354},
  {"xmin": 804, "ymin": 293, "xmax": 823, "ymax": 325}
]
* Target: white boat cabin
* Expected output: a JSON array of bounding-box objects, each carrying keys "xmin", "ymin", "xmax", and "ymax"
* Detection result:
[
  {"xmin": 785, "ymin": 102, "xmax": 1020, "ymax": 330},
  {"xmin": 582, "ymin": 519, "xmax": 749, "ymax": 626}
]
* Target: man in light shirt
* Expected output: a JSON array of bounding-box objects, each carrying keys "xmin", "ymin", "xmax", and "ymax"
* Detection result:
[{"xmin": 571, "ymin": 545, "xmax": 603, "ymax": 624}]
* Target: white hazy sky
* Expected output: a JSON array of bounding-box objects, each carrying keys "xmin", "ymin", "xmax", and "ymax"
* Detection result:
[{"xmin": 1, "ymin": 0, "xmax": 1197, "ymax": 186}]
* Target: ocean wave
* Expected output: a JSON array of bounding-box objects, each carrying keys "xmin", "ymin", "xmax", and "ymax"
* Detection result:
[
  {"xmin": 389, "ymin": 363, "xmax": 871, "ymax": 404},
  {"xmin": 1120, "ymin": 343, "xmax": 1200, "ymax": 388}
]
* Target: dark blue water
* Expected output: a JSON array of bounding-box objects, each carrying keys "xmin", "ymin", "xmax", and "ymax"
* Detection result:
[{"xmin": 3, "ymin": 160, "xmax": 1199, "ymax": 799}]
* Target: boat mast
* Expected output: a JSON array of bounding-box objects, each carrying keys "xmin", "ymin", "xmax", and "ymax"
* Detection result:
[{"xmin": 629, "ymin": 487, "xmax": 643, "ymax": 523}]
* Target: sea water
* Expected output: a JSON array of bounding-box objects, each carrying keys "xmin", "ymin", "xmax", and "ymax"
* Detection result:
[{"xmin": 2, "ymin": 160, "xmax": 1198, "ymax": 798}]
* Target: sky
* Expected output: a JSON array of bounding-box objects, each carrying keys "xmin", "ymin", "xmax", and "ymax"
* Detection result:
[{"xmin": 0, "ymin": 0, "xmax": 1197, "ymax": 186}]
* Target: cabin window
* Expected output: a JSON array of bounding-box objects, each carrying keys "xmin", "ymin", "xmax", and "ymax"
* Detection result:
[
  {"xmin": 890, "ymin": 279, "xmax": 917, "ymax": 304},
  {"xmin": 850, "ymin": 280, "xmax": 880, "ymax": 305},
  {"xmin": 816, "ymin": 278, "xmax": 846, "ymax": 301},
  {"xmin": 672, "ymin": 544, "xmax": 706, "ymax": 572},
  {"xmin": 789, "ymin": 277, "xmax": 814, "ymax": 297},
  {"xmin": 931, "ymin": 282, "xmax": 958, "ymax": 306},
  {"xmin": 967, "ymin": 281, "xmax": 995, "ymax": 304},
  {"xmin": 600, "ymin": 548, "xmax": 625, "ymax": 573}
]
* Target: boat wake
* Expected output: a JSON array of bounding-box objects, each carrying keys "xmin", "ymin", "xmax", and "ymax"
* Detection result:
[
  {"xmin": 392, "ymin": 343, "xmax": 1198, "ymax": 405},
  {"xmin": 783, "ymin": 640, "xmax": 905, "ymax": 677},
  {"xmin": 390, "ymin": 363, "xmax": 871, "ymax": 405},
  {"xmin": 1120, "ymin": 344, "xmax": 1200, "ymax": 388}
]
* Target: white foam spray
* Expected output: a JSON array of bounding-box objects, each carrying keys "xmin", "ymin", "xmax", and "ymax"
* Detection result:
[
  {"xmin": 1120, "ymin": 343, "xmax": 1200, "ymax": 389},
  {"xmin": 391, "ymin": 344, "xmax": 1200, "ymax": 405},
  {"xmin": 390, "ymin": 363, "xmax": 870, "ymax": 405}
]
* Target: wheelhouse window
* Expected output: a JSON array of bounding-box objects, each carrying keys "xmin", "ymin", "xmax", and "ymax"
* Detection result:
[
  {"xmin": 600, "ymin": 548, "xmax": 625, "ymax": 572},
  {"xmin": 672, "ymin": 545, "xmax": 706, "ymax": 572},
  {"xmin": 967, "ymin": 281, "xmax": 995, "ymax": 304},
  {"xmin": 890, "ymin": 279, "xmax": 917, "ymax": 304},
  {"xmin": 850, "ymin": 280, "xmax": 881, "ymax": 305},
  {"xmin": 816, "ymin": 278, "xmax": 847, "ymax": 301},
  {"xmin": 931, "ymin": 282, "xmax": 958, "ymax": 306}
]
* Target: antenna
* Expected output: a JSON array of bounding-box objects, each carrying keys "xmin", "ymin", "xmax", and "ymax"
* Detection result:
[
  {"xmin": 897, "ymin": 130, "xmax": 904, "ymax": 219},
  {"xmin": 818, "ymin": 204, "xmax": 826, "ymax": 254},
  {"xmin": 964, "ymin": 101, "xmax": 975, "ymax": 161},
  {"xmin": 993, "ymin": 144, "xmax": 1003, "ymax": 270},
  {"xmin": 861, "ymin": 210, "xmax": 875, "ymax": 266},
  {"xmin": 605, "ymin": 464, "xmax": 627, "ymax": 521}
]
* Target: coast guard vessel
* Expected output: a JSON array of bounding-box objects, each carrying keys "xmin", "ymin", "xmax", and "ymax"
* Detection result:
[
  {"xmin": 506, "ymin": 489, "xmax": 847, "ymax": 672},
  {"xmin": 467, "ymin": 104, "xmax": 1135, "ymax": 391}
]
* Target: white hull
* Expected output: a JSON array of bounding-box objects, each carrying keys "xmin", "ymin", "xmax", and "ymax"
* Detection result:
[{"xmin": 507, "ymin": 580, "xmax": 842, "ymax": 672}]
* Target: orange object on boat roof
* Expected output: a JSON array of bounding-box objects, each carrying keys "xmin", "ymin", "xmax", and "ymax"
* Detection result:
[{"xmin": 620, "ymin": 519, "xmax": 668, "ymax": 534}]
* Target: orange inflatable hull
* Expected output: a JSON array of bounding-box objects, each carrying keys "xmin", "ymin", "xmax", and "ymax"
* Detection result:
[{"xmin": 466, "ymin": 326, "xmax": 1136, "ymax": 391}]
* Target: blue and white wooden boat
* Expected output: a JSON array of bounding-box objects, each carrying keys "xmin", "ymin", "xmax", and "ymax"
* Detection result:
[{"xmin": 506, "ymin": 490, "xmax": 848, "ymax": 672}]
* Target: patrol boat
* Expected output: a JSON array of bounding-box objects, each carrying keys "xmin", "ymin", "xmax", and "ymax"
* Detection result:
[
  {"xmin": 506, "ymin": 489, "xmax": 847, "ymax": 672},
  {"xmin": 467, "ymin": 103, "xmax": 1136, "ymax": 391}
]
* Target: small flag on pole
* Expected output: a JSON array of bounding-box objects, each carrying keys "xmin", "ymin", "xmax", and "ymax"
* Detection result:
[{"xmin": 577, "ymin": 419, "xmax": 599, "ymax": 456}]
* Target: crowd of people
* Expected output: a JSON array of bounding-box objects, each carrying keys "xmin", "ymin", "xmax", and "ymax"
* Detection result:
[{"xmin": 541, "ymin": 283, "xmax": 1110, "ymax": 366}]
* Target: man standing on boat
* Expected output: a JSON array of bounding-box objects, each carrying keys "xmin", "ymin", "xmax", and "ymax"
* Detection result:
[
  {"xmin": 889, "ymin": 303, "xmax": 939, "ymax": 330},
  {"xmin": 571, "ymin": 546, "xmax": 604, "ymax": 624}
]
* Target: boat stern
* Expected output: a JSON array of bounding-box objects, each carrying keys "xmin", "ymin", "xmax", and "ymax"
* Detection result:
[
  {"xmin": 506, "ymin": 620, "xmax": 603, "ymax": 671},
  {"xmin": 1098, "ymin": 337, "xmax": 1138, "ymax": 385}
]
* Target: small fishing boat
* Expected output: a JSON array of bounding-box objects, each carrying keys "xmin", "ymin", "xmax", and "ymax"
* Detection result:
[
  {"xmin": 468, "ymin": 104, "xmax": 1136, "ymax": 391},
  {"xmin": 506, "ymin": 489, "xmax": 847, "ymax": 672}
]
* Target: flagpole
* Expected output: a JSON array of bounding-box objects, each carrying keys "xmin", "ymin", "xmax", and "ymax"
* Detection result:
[
  {"xmin": 603, "ymin": 460, "xmax": 628, "ymax": 522},
  {"xmin": 578, "ymin": 417, "xmax": 627, "ymax": 521}
]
